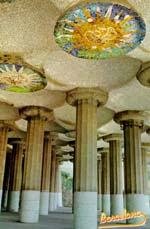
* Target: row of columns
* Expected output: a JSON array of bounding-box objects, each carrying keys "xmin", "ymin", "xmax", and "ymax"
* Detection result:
[
  {"xmin": 0, "ymin": 106, "xmax": 63, "ymax": 224},
  {"xmin": 0, "ymin": 88, "xmax": 150, "ymax": 229},
  {"xmin": 67, "ymin": 88, "xmax": 150, "ymax": 228},
  {"xmin": 97, "ymin": 117, "xmax": 150, "ymax": 225}
]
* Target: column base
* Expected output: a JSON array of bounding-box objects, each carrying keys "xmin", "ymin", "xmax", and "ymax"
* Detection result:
[
  {"xmin": 97, "ymin": 194, "xmax": 102, "ymax": 212},
  {"xmin": 0, "ymin": 190, "xmax": 2, "ymax": 211},
  {"xmin": 49, "ymin": 192, "xmax": 57, "ymax": 212},
  {"xmin": 40, "ymin": 192, "xmax": 49, "ymax": 215},
  {"xmin": 126, "ymin": 194, "xmax": 149, "ymax": 224},
  {"xmin": 8, "ymin": 191, "xmax": 20, "ymax": 212},
  {"xmin": 57, "ymin": 192, "xmax": 63, "ymax": 207},
  {"xmin": 74, "ymin": 192, "xmax": 97, "ymax": 229},
  {"xmin": 20, "ymin": 190, "xmax": 40, "ymax": 223},
  {"xmin": 110, "ymin": 194, "xmax": 124, "ymax": 216},
  {"xmin": 102, "ymin": 194, "xmax": 110, "ymax": 216}
]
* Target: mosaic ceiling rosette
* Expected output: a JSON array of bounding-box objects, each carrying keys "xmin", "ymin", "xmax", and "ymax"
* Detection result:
[
  {"xmin": 54, "ymin": 1, "xmax": 146, "ymax": 59},
  {"xmin": 0, "ymin": 54, "xmax": 47, "ymax": 93}
]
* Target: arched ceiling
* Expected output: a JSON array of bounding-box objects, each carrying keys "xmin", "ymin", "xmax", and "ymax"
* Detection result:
[{"xmin": 0, "ymin": 0, "xmax": 150, "ymax": 145}]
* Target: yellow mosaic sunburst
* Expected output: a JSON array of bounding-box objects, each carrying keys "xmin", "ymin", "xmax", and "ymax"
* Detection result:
[
  {"xmin": 0, "ymin": 63, "xmax": 47, "ymax": 92},
  {"xmin": 54, "ymin": 2, "xmax": 146, "ymax": 59}
]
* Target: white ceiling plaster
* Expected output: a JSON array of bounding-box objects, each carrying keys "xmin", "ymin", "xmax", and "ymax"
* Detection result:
[
  {"xmin": 106, "ymin": 78, "xmax": 150, "ymax": 112},
  {"xmin": 0, "ymin": 0, "xmax": 59, "ymax": 54},
  {"xmin": 0, "ymin": 89, "xmax": 66, "ymax": 109},
  {"xmin": 44, "ymin": 51, "xmax": 141, "ymax": 92}
]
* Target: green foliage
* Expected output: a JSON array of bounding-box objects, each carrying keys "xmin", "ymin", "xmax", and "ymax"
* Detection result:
[{"xmin": 61, "ymin": 171, "xmax": 73, "ymax": 191}]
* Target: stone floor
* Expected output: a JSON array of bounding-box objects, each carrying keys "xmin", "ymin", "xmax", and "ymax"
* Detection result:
[{"xmin": 0, "ymin": 208, "xmax": 150, "ymax": 229}]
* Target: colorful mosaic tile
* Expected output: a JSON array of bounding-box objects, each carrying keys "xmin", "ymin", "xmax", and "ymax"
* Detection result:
[
  {"xmin": 0, "ymin": 63, "xmax": 47, "ymax": 93},
  {"xmin": 54, "ymin": 1, "xmax": 146, "ymax": 59}
]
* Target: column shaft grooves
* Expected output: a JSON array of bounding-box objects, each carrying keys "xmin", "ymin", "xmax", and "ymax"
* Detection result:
[
  {"xmin": 23, "ymin": 117, "xmax": 45, "ymax": 190},
  {"xmin": 101, "ymin": 152, "xmax": 110, "ymax": 194},
  {"xmin": 50, "ymin": 151, "xmax": 56, "ymax": 193},
  {"xmin": 41, "ymin": 137, "xmax": 52, "ymax": 192},
  {"xmin": 75, "ymin": 99, "xmax": 97, "ymax": 192},
  {"xmin": 123, "ymin": 121, "xmax": 143, "ymax": 193},
  {"xmin": 9, "ymin": 144, "xmax": 23, "ymax": 191},
  {"xmin": 110, "ymin": 140, "xmax": 122, "ymax": 194},
  {"xmin": 97, "ymin": 160, "xmax": 102, "ymax": 195},
  {"xmin": 0, "ymin": 127, "xmax": 8, "ymax": 190}
]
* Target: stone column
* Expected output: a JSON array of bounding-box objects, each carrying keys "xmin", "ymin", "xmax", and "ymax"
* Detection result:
[
  {"xmin": 0, "ymin": 124, "xmax": 9, "ymax": 211},
  {"xmin": 54, "ymin": 159, "xmax": 63, "ymax": 209},
  {"xmin": 100, "ymin": 147, "xmax": 110, "ymax": 216},
  {"xmin": 103, "ymin": 134, "xmax": 124, "ymax": 216},
  {"xmin": 19, "ymin": 106, "xmax": 53, "ymax": 223},
  {"xmin": 40, "ymin": 132, "xmax": 52, "ymax": 215},
  {"xmin": 54, "ymin": 158, "xmax": 59, "ymax": 210},
  {"xmin": 115, "ymin": 111, "xmax": 150, "ymax": 223},
  {"xmin": 97, "ymin": 154, "xmax": 102, "ymax": 213},
  {"xmin": 67, "ymin": 88, "xmax": 108, "ymax": 229},
  {"xmin": 57, "ymin": 165, "xmax": 63, "ymax": 208},
  {"xmin": 7, "ymin": 140, "xmax": 24, "ymax": 212},
  {"xmin": 49, "ymin": 149, "xmax": 56, "ymax": 212},
  {"xmin": 2, "ymin": 152, "xmax": 11, "ymax": 209},
  {"xmin": 142, "ymin": 140, "xmax": 150, "ymax": 208},
  {"xmin": 141, "ymin": 143, "xmax": 150, "ymax": 196}
]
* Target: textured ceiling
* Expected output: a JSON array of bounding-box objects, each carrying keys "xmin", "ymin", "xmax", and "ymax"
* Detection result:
[{"xmin": 0, "ymin": 0, "xmax": 150, "ymax": 148}]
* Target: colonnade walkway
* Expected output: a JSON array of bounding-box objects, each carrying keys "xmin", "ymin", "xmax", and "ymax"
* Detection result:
[
  {"xmin": 0, "ymin": 207, "xmax": 73, "ymax": 229},
  {"xmin": 0, "ymin": 207, "xmax": 150, "ymax": 229}
]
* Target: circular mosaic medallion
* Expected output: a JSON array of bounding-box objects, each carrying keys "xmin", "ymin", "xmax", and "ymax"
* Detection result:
[
  {"xmin": 54, "ymin": 2, "xmax": 146, "ymax": 59},
  {"xmin": 0, "ymin": 63, "xmax": 47, "ymax": 92}
]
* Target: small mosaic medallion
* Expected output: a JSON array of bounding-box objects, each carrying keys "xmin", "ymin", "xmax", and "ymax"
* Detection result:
[
  {"xmin": 0, "ymin": 63, "xmax": 47, "ymax": 93},
  {"xmin": 54, "ymin": 1, "xmax": 146, "ymax": 59}
]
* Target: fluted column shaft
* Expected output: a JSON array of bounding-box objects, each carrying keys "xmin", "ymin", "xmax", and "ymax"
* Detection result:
[
  {"xmin": 57, "ymin": 164, "xmax": 63, "ymax": 207},
  {"xmin": 20, "ymin": 117, "xmax": 44, "ymax": 222},
  {"xmin": 101, "ymin": 150, "xmax": 110, "ymax": 216},
  {"xmin": 20, "ymin": 106, "xmax": 53, "ymax": 223},
  {"xmin": 2, "ymin": 153, "xmax": 11, "ymax": 209},
  {"xmin": 109, "ymin": 138, "xmax": 124, "ymax": 216},
  {"xmin": 123, "ymin": 120, "xmax": 143, "ymax": 193},
  {"xmin": 40, "ymin": 134, "xmax": 52, "ymax": 215},
  {"xmin": 8, "ymin": 143, "xmax": 23, "ymax": 212},
  {"xmin": 0, "ymin": 126, "xmax": 9, "ymax": 211},
  {"xmin": 49, "ymin": 150, "xmax": 56, "ymax": 211},
  {"xmin": 97, "ymin": 157, "xmax": 102, "ymax": 212},
  {"xmin": 109, "ymin": 140, "xmax": 122, "ymax": 194},
  {"xmin": 23, "ymin": 117, "xmax": 44, "ymax": 190},
  {"xmin": 41, "ymin": 135, "xmax": 52, "ymax": 192},
  {"xmin": 74, "ymin": 98, "xmax": 97, "ymax": 228},
  {"xmin": 75, "ymin": 99, "xmax": 97, "ymax": 191},
  {"xmin": 122, "ymin": 119, "xmax": 149, "ymax": 221},
  {"xmin": 141, "ymin": 147, "xmax": 148, "ymax": 195},
  {"xmin": 67, "ymin": 88, "xmax": 108, "ymax": 229}
]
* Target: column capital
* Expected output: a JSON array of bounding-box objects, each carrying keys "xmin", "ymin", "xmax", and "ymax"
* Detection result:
[
  {"xmin": 114, "ymin": 111, "xmax": 146, "ymax": 128},
  {"xmin": 20, "ymin": 106, "xmax": 53, "ymax": 121},
  {"xmin": 67, "ymin": 87, "xmax": 108, "ymax": 107},
  {"xmin": 97, "ymin": 154, "xmax": 101, "ymax": 160},
  {"xmin": 9, "ymin": 138, "xmax": 26, "ymax": 146},
  {"xmin": 103, "ymin": 133, "xmax": 123, "ymax": 142},
  {"xmin": 44, "ymin": 132, "xmax": 51, "ymax": 140},
  {"xmin": 0, "ymin": 120, "xmax": 14, "ymax": 130},
  {"xmin": 146, "ymin": 128, "xmax": 150, "ymax": 136},
  {"xmin": 0, "ymin": 102, "xmax": 19, "ymax": 121},
  {"xmin": 98, "ymin": 147, "xmax": 109, "ymax": 154},
  {"xmin": 136, "ymin": 62, "xmax": 150, "ymax": 87},
  {"xmin": 141, "ymin": 142, "xmax": 150, "ymax": 149}
]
